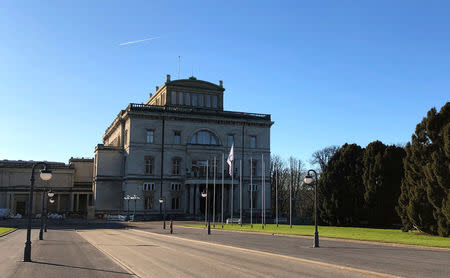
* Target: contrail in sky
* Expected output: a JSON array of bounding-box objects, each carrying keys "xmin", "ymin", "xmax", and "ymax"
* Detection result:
[{"xmin": 119, "ymin": 36, "xmax": 160, "ymax": 46}]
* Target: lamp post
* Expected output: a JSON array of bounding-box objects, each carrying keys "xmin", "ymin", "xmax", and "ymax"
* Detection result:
[
  {"xmin": 124, "ymin": 195, "xmax": 131, "ymax": 220},
  {"xmin": 159, "ymin": 197, "xmax": 166, "ymax": 229},
  {"xmin": 24, "ymin": 162, "xmax": 52, "ymax": 262},
  {"xmin": 39, "ymin": 188, "xmax": 54, "ymax": 239},
  {"xmin": 201, "ymin": 190, "xmax": 210, "ymax": 235},
  {"xmin": 131, "ymin": 195, "xmax": 140, "ymax": 221},
  {"xmin": 304, "ymin": 169, "xmax": 319, "ymax": 248}
]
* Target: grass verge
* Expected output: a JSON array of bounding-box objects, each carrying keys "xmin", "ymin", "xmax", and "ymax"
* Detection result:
[
  {"xmin": 181, "ymin": 224, "xmax": 450, "ymax": 248},
  {"xmin": 0, "ymin": 227, "xmax": 15, "ymax": 236}
]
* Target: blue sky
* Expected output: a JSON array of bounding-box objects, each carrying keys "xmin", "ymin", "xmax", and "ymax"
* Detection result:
[{"xmin": 0, "ymin": 1, "xmax": 448, "ymax": 167}]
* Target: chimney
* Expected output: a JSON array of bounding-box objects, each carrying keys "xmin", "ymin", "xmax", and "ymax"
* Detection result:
[
  {"xmin": 219, "ymin": 80, "xmax": 223, "ymax": 87},
  {"xmin": 166, "ymin": 74, "xmax": 171, "ymax": 82},
  {"xmin": 156, "ymin": 86, "xmax": 159, "ymax": 91}
]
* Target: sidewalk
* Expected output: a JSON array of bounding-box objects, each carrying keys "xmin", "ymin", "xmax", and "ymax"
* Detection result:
[{"xmin": 1, "ymin": 229, "xmax": 134, "ymax": 278}]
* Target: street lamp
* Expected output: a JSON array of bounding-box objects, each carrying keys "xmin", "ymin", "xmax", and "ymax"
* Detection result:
[
  {"xmin": 39, "ymin": 188, "xmax": 55, "ymax": 239},
  {"xmin": 159, "ymin": 197, "xmax": 166, "ymax": 229},
  {"xmin": 24, "ymin": 162, "xmax": 52, "ymax": 262},
  {"xmin": 201, "ymin": 190, "xmax": 210, "ymax": 235},
  {"xmin": 124, "ymin": 195, "xmax": 131, "ymax": 220},
  {"xmin": 304, "ymin": 169, "xmax": 319, "ymax": 248},
  {"xmin": 130, "ymin": 195, "xmax": 140, "ymax": 221}
]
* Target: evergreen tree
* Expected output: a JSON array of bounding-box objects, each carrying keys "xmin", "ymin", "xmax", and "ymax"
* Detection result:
[
  {"xmin": 318, "ymin": 143, "xmax": 365, "ymax": 226},
  {"xmin": 363, "ymin": 141, "xmax": 405, "ymax": 227},
  {"xmin": 363, "ymin": 141, "xmax": 387, "ymax": 226},
  {"xmin": 397, "ymin": 102, "xmax": 449, "ymax": 236}
]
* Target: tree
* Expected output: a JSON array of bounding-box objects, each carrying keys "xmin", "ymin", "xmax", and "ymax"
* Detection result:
[
  {"xmin": 311, "ymin": 146, "xmax": 339, "ymax": 173},
  {"xmin": 318, "ymin": 143, "xmax": 365, "ymax": 226},
  {"xmin": 363, "ymin": 141, "xmax": 405, "ymax": 227},
  {"xmin": 397, "ymin": 102, "xmax": 450, "ymax": 236}
]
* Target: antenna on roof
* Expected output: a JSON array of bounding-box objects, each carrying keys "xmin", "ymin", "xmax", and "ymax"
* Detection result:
[{"xmin": 178, "ymin": 56, "xmax": 181, "ymax": 79}]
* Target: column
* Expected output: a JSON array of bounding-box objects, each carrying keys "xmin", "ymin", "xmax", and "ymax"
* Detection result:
[
  {"xmin": 69, "ymin": 192, "xmax": 74, "ymax": 212},
  {"xmin": 76, "ymin": 194, "xmax": 80, "ymax": 212},
  {"xmin": 57, "ymin": 194, "xmax": 61, "ymax": 212},
  {"xmin": 195, "ymin": 184, "xmax": 200, "ymax": 215}
]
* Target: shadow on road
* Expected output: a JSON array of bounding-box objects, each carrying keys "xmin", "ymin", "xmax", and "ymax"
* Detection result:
[{"xmin": 30, "ymin": 260, "xmax": 134, "ymax": 275}]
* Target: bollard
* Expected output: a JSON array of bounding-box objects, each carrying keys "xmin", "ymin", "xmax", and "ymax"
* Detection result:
[{"xmin": 170, "ymin": 219, "xmax": 173, "ymax": 234}]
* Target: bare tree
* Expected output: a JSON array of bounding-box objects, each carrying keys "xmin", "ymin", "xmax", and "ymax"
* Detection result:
[{"xmin": 310, "ymin": 145, "xmax": 339, "ymax": 173}]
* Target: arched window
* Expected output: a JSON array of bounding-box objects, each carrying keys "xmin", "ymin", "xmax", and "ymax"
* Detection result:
[{"xmin": 190, "ymin": 130, "xmax": 218, "ymax": 145}]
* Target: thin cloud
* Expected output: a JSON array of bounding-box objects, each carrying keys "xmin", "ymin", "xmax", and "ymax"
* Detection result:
[{"xmin": 119, "ymin": 36, "xmax": 160, "ymax": 46}]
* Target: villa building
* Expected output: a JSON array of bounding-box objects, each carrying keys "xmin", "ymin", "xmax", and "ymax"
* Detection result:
[{"xmin": 94, "ymin": 75, "xmax": 274, "ymax": 219}]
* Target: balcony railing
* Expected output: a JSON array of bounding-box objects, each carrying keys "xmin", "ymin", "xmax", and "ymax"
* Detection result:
[{"xmin": 127, "ymin": 103, "xmax": 271, "ymax": 121}]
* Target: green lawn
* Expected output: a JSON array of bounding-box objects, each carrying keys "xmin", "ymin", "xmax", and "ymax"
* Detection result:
[
  {"xmin": 0, "ymin": 227, "xmax": 15, "ymax": 236},
  {"xmin": 182, "ymin": 224, "xmax": 450, "ymax": 248}
]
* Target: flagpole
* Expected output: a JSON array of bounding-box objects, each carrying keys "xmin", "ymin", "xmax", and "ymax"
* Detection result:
[
  {"xmin": 206, "ymin": 160, "xmax": 209, "ymax": 227},
  {"xmin": 240, "ymin": 160, "xmax": 242, "ymax": 227},
  {"xmin": 213, "ymin": 156, "xmax": 216, "ymax": 228},
  {"xmin": 222, "ymin": 153, "xmax": 224, "ymax": 228},
  {"xmin": 289, "ymin": 158, "xmax": 292, "ymax": 229},
  {"xmin": 276, "ymin": 161, "xmax": 278, "ymax": 227},
  {"xmin": 231, "ymin": 159, "xmax": 233, "ymax": 225},
  {"xmin": 250, "ymin": 157, "xmax": 253, "ymax": 228},
  {"xmin": 261, "ymin": 153, "xmax": 264, "ymax": 229}
]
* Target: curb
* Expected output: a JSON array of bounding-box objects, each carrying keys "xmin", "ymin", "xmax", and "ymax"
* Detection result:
[
  {"xmin": 177, "ymin": 225, "xmax": 450, "ymax": 251},
  {"xmin": 0, "ymin": 228, "xmax": 17, "ymax": 238}
]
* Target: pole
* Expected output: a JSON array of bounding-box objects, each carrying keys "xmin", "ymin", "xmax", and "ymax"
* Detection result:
[
  {"xmin": 164, "ymin": 199, "xmax": 166, "ymax": 230},
  {"xmin": 313, "ymin": 170, "xmax": 319, "ymax": 248},
  {"xmin": 213, "ymin": 156, "xmax": 216, "ymax": 228},
  {"xmin": 290, "ymin": 159, "xmax": 293, "ymax": 228},
  {"xmin": 276, "ymin": 162, "xmax": 278, "ymax": 227},
  {"xmin": 250, "ymin": 157, "xmax": 253, "ymax": 228},
  {"xmin": 231, "ymin": 160, "xmax": 233, "ymax": 225},
  {"xmin": 205, "ymin": 160, "xmax": 208, "ymax": 227},
  {"xmin": 127, "ymin": 198, "xmax": 130, "ymax": 219},
  {"xmin": 261, "ymin": 154, "xmax": 264, "ymax": 228},
  {"xmin": 24, "ymin": 162, "xmax": 49, "ymax": 262},
  {"xmin": 134, "ymin": 198, "xmax": 137, "ymax": 220},
  {"xmin": 240, "ymin": 160, "xmax": 242, "ymax": 226},
  {"xmin": 39, "ymin": 188, "xmax": 45, "ymax": 240},
  {"xmin": 221, "ymin": 153, "xmax": 224, "ymax": 228}
]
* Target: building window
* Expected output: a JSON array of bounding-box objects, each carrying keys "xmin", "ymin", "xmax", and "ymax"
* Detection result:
[
  {"xmin": 144, "ymin": 157, "xmax": 154, "ymax": 175},
  {"xmin": 143, "ymin": 182, "xmax": 155, "ymax": 191},
  {"xmin": 171, "ymin": 183, "xmax": 181, "ymax": 191},
  {"xmin": 250, "ymin": 136, "xmax": 256, "ymax": 148},
  {"xmin": 171, "ymin": 91, "xmax": 177, "ymax": 105},
  {"xmin": 249, "ymin": 191, "xmax": 257, "ymax": 209},
  {"xmin": 178, "ymin": 92, "xmax": 184, "ymax": 105},
  {"xmin": 191, "ymin": 160, "xmax": 208, "ymax": 177},
  {"xmin": 247, "ymin": 184, "xmax": 258, "ymax": 191},
  {"xmin": 198, "ymin": 94, "xmax": 204, "ymax": 107},
  {"xmin": 184, "ymin": 93, "xmax": 190, "ymax": 106},
  {"xmin": 190, "ymin": 130, "xmax": 217, "ymax": 145},
  {"xmin": 205, "ymin": 95, "xmax": 211, "ymax": 107},
  {"xmin": 212, "ymin": 95, "xmax": 218, "ymax": 108},
  {"xmin": 192, "ymin": 94, "xmax": 197, "ymax": 106},
  {"xmin": 227, "ymin": 134, "xmax": 234, "ymax": 147},
  {"xmin": 144, "ymin": 197, "xmax": 152, "ymax": 209},
  {"xmin": 171, "ymin": 197, "xmax": 180, "ymax": 209},
  {"xmin": 250, "ymin": 160, "xmax": 257, "ymax": 176},
  {"xmin": 172, "ymin": 158, "xmax": 181, "ymax": 175},
  {"xmin": 146, "ymin": 130, "xmax": 154, "ymax": 143},
  {"xmin": 174, "ymin": 131, "xmax": 181, "ymax": 144}
]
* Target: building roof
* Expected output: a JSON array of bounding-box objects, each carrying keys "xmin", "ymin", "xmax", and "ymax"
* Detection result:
[{"xmin": 166, "ymin": 77, "xmax": 224, "ymax": 92}]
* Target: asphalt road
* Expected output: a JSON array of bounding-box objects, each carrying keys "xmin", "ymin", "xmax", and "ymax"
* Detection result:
[
  {"xmin": 78, "ymin": 228, "xmax": 379, "ymax": 278},
  {"xmin": 0, "ymin": 228, "xmax": 133, "ymax": 278},
  {"xmin": 124, "ymin": 222, "xmax": 450, "ymax": 278}
]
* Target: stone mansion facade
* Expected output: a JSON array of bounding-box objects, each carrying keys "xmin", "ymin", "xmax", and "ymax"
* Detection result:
[{"xmin": 94, "ymin": 75, "xmax": 273, "ymax": 219}]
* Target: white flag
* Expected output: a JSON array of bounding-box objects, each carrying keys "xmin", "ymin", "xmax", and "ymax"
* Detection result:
[{"xmin": 227, "ymin": 144, "xmax": 234, "ymax": 175}]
